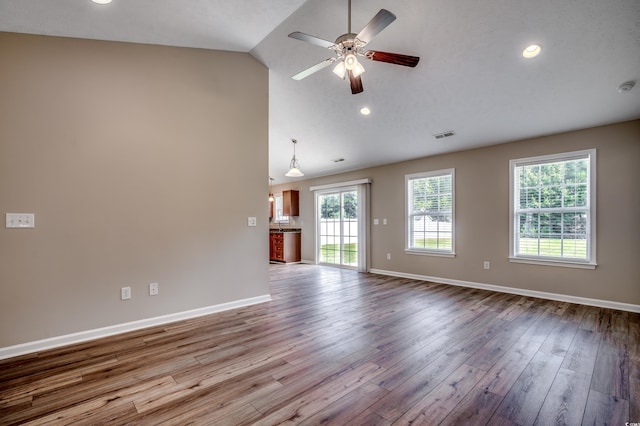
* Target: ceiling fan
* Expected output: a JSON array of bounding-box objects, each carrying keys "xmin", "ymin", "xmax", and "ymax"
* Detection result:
[{"xmin": 288, "ymin": 0, "xmax": 420, "ymax": 94}]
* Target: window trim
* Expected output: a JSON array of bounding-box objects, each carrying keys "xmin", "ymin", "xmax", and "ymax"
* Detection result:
[
  {"xmin": 273, "ymin": 193, "xmax": 290, "ymax": 224},
  {"xmin": 405, "ymin": 168, "xmax": 456, "ymax": 257},
  {"xmin": 509, "ymin": 149, "xmax": 597, "ymax": 269}
]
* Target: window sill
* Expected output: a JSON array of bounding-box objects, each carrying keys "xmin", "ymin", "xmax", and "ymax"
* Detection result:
[
  {"xmin": 405, "ymin": 249, "xmax": 456, "ymax": 258},
  {"xmin": 508, "ymin": 256, "xmax": 597, "ymax": 269}
]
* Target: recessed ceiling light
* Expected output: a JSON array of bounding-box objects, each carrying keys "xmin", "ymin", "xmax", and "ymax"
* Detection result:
[
  {"xmin": 360, "ymin": 107, "xmax": 371, "ymax": 116},
  {"xmin": 92, "ymin": 0, "xmax": 112, "ymax": 4},
  {"xmin": 522, "ymin": 44, "xmax": 542, "ymax": 59}
]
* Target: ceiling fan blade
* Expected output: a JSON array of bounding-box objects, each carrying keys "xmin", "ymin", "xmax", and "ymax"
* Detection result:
[
  {"xmin": 288, "ymin": 31, "xmax": 335, "ymax": 49},
  {"xmin": 356, "ymin": 9, "xmax": 396, "ymax": 45},
  {"xmin": 348, "ymin": 70, "xmax": 363, "ymax": 94},
  {"xmin": 292, "ymin": 58, "xmax": 336, "ymax": 80},
  {"xmin": 364, "ymin": 50, "xmax": 420, "ymax": 67}
]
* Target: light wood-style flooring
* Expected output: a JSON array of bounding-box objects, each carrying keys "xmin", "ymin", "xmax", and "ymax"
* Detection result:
[{"xmin": 1, "ymin": 264, "xmax": 638, "ymax": 425}]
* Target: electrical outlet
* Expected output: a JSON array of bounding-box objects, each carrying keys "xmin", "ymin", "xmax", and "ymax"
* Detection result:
[
  {"xmin": 483, "ymin": 261, "xmax": 490, "ymax": 270},
  {"xmin": 373, "ymin": 218, "xmax": 379, "ymax": 225},
  {"xmin": 121, "ymin": 287, "xmax": 131, "ymax": 300},
  {"xmin": 6, "ymin": 213, "xmax": 35, "ymax": 228},
  {"xmin": 383, "ymin": 218, "xmax": 388, "ymax": 225},
  {"xmin": 387, "ymin": 253, "xmax": 391, "ymax": 260},
  {"xmin": 247, "ymin": 217, "xmax": 257, "ymax": 227},
  {"xmin": 149, "ymin": 282, "xmax": 159, "ymax": 296}
]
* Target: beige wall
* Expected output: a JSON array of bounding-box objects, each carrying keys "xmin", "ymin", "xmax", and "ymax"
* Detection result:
[
  {"xmin": 0, "ymin": 33, "xmax": 269, "ymax": 347},
  {"xmin": 278, "ymin": 120, "xmax": 640, "ymax": 306}
]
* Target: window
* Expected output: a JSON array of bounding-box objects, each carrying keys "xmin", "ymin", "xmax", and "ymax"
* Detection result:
[
  {"xmin": 273, "ymin": 194, "xmax": 289, "ymax": 224},
  {"xmin": 406, "ymin": 169, "xmax": 455, "ymax": 256},
  {"xmin": 509, "ymin": 149, "xmax": 596, "ymax": 268}
]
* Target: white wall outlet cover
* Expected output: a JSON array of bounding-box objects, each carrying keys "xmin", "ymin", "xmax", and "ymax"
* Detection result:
[
  {"xmin": 373, "ymin": 218, "xmax": 379, "ymax": 225},
  {"xmin": 383, "ymin": 218, "xmax": 388, "ymax": 225},
  {"xmin": 149, "ymin": 282, "xmax": 159, "ymax": 296},
  {"xmin": 6, "ymin": 213, "xmax": 35, "ymax": 228},
  {"xmin": 247, "ymin": 217, "xmax": 257, "ymax": 227}
]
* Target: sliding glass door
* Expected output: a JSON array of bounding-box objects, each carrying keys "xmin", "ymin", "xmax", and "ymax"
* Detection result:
[{"xmin": 317, "ymin": 189, "xmax": 358, "ymax": 268}]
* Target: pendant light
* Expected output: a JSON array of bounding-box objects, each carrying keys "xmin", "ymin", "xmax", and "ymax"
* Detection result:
[
  {"xmin": 268, "ymin": 177, "xmax": 275, "ymax": 202},
  {"xmin": 285, "ymin": 139, "xmax": 304, "ymax": 177}
]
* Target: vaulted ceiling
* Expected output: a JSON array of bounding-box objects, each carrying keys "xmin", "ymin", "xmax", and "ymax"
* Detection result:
[{"xmin": 2, "ymin": 0, "xmax": 639, "ymax": 183}]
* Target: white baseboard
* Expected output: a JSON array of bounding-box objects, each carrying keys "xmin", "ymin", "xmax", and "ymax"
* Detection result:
[
  {"xmin": 0, "ymin": 294, "xmax": 271, "ymax": 361},
  {"xmin": 368, "ymin": 269, "xmax": 640, "ymax": 313}
]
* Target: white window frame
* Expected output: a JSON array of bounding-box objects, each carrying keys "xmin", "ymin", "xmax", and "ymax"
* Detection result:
[
  {"xmin": 273, "ymin": 193, "xmax": 289, "ymax": 224},
  {"xmin": 509, "ymin": 149, "xmax": 597, "ymax": 269},
  {"xmin": 311, "ymin": 178, "xmax": 371, "ymax": 272},
  {"xmin": 405, "ymin": 169, "xmax": 455, "ymax": 257}
]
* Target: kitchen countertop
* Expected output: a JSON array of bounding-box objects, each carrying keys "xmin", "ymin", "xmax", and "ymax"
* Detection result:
[{"xmin": 269, "ymin": 228, "xmax": 301, "ymax": 233}]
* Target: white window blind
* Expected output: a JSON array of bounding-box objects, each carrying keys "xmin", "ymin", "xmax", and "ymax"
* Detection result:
[
  {"xmin": 510, "ymin": 149, "xmax": 596, "ymax": 268},
  {"xmin": 406, "ymin": 169, "xmax": 455, "ymax": 255}
]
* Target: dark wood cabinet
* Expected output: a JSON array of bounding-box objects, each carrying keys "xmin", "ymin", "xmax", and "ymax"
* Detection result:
[
  {"xmin": 268, "ymin": 190, "xmax": 298, "ymax": 220},
  {"xmin": 269, "ymin": 232, "xmax": 301, "ymax": 263},
  {"xmin": 282, "ymin": 190, "xmax": 299, "ymax": 216}
]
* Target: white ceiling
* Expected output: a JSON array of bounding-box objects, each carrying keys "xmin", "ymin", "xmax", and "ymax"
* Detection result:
[{"xmin": 2, "ymin": 0, "xmax": 639, "ymax": 183}]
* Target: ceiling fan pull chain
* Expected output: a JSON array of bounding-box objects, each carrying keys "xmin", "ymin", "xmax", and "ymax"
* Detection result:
[{"xmin": 348, "ymin": 0, "xmax": 351, "ymax": 34}]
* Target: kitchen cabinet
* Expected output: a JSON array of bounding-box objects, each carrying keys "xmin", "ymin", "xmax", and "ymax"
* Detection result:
[
  {"xmin": 269, "ymin": 231, "xmax": 301, "ymax": 263},
  {"xmin": 269, "ymin": 190, "xmax": 298, "ymax": 220},
  {"xmin": 282, "ymin": 190, "xmax": 299, "ymax": 216}
]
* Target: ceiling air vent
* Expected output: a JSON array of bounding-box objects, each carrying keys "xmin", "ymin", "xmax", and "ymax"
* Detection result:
[{"xmin": 433, "ymin": 131, "xmax": 456, "ymax": 140}]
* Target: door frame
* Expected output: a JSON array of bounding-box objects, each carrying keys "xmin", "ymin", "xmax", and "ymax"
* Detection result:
[{"xmin": 311, "ymin": 179, "xmax": 370, "ymax": 272}]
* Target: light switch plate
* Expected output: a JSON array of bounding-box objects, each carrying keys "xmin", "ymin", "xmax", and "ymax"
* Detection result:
[
  {"xmin": 247, "ymin": 217, "xmax": 257, "ymax": 227},
  {"xmin": 121, "ymin": 287, "xmax": 131, "ymax": 300},
  {"xmin": 6, "ymin": 213, "xmax": 35, "ymax": 228}
]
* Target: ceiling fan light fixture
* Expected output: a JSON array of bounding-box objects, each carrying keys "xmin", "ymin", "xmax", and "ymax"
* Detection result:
[
  {"xmin": 91, "ymin": 0, "xmax": 112, "ymax": 4},
  {"xmin": 333, "ymin": 61, "xmax": 346, "ymax": 79},
  {"xmin": 344, "ymin": 53, "xmax": 359, "ymax": 70},
  {"xmin": 285, "ymin": 139, "xmax": 304, "ymax": 177},
  {"xmin": 352, "ymin": 62, "xmax": 365, "ymax": 77}
]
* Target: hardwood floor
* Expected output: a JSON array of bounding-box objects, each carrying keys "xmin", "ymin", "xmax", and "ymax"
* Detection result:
[{"xmin": 1, "ymin": 264, "xmax": 638, "ymax": 425}]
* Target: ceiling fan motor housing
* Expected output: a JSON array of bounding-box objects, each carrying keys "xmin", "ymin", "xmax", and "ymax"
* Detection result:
[
  {"xmin": 335, "ymin": 33, "xmax": 358, "ymax": 45},
  {"xmin": 334, "ymin": 33, "xmax": 360, "ymax": 56}
]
